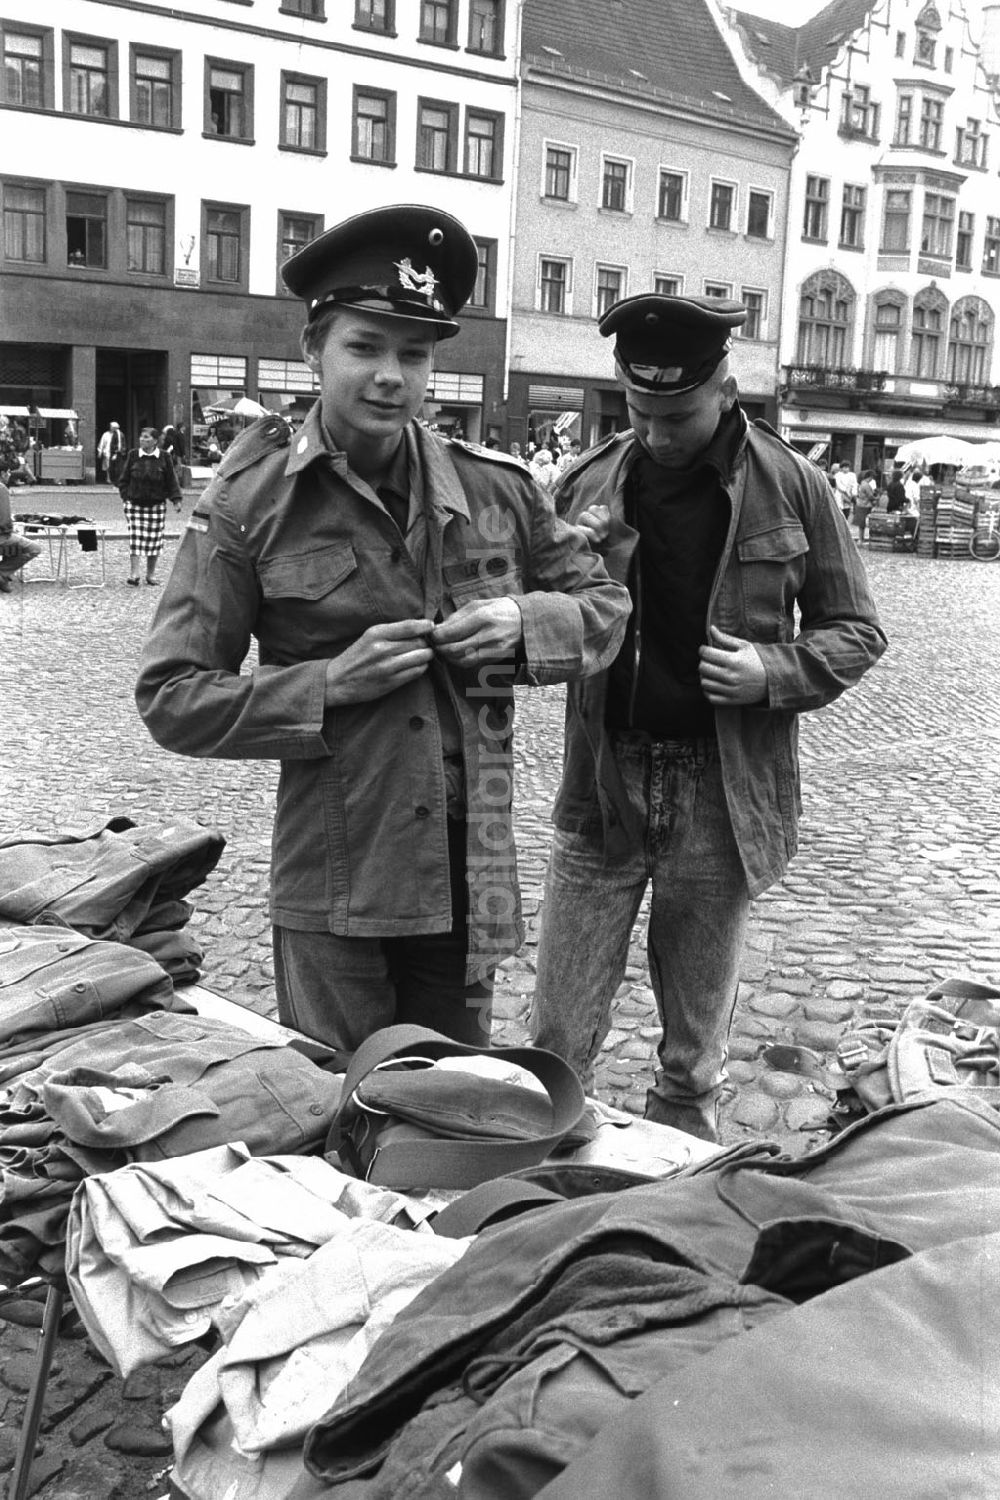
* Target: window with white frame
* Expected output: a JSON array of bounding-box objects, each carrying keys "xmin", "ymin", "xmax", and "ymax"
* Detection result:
[
  {"xmin": 654, "ymin": 272, "xmax": 683, "ymax": 295},
  {"xmin": 956, "ymin": 118, "xmax": 988, "ymax": 169},
  {"xmin": 595, "ymin": 264, "xmax": 625, "ymax": 318},
  {"xmin": 601, "ymin": 156, "xmax": 631, "ymax": 213},
  {"xmin": 539, "ymin": 255, "xmax": 571, "ymax": 314},
  {"xmin": 921, "ymin": 192, "xmax": 954, "ymax": 257},
  {"xmin": 657, "ymin": 168, "xmax": 687, "ymax": 222},
  {"xmin": 956, "ymin": 210, "xmax": 974, "ymax": 270},
  {"xmin": 948, "ymin": 297, "xmax": 992, "ymax": 384},
  {"xmin": 919, "ymin": 94, "xmax": 944, "ymax": 151},
  {"xmin": 704, "ymin": 280, "xmax": 733, "ymax": 299},
  {"xmin": 881, "ymin": 189, "xmax": 911, "ymax": 252},
  {"xmin": 708, "ymin": 179, "xmax": 736, "ymax": 231},
  {"xmin": 873, "ymin": 297, "xmax": 902, "ymax": 371},
  {"xmin": 739, "ymin": 288, "xmax": 766, "ymax": 340},
  {"xmin": 894, "ymin": 91, "xmax": 912, "ymax": 146},
  {"xmin": 746, "ymin": 189, "xmax": 771, "ymax": 238},
  {"xmin": 983, "ymin": 216, "xmax": 1000, "ymax": 274},
  {"xmin": 543, "ymin": 142, "xmax": 576, "ymax": 202},
  {"xmin": 910, "ymin": 289, "xmax": 945, "ymax": 377},
  {"xmin": 802, "ymin": 175, "xmax": 828, "ymax": 240},
  {"xmin": 841, "ymin": 83, "xmax": 879, "ymax": 138},
  {"xmin": 840, "ymin": 185, "xmax": 865, "ymax": 249}
]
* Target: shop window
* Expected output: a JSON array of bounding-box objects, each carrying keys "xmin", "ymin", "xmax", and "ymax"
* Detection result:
[
  {"xmin": 465, "ymin": 110, "xmax": 502, "ymax": 179},
  {"xmin": 66, "ymin": 190, "xmax": 107, "ymax": 268},
  {"xmin": 468, "ymin": 238, "xmax": 496, "ymax": 312},
  {"xmin": 130, "ymin": 48, "xmax": 180, "ymax": 128},
  {"xmin": 2, "ymin": 180, "xmax": 46, "ymax": 262},
  {"xmin": 468, "ymin": 0, "xmax": 502, "ymax": 55},
  {"xmin": 203, "ymin": 202, "xmax": 249, "ymax": 287},
  {"xmin": 65, "ymin": 37, "xmax": 116, "ymax": 118},
  {"xmin": 354, "ymin": 0, "xmax": 394, "ymax": 33},
  {"xmin": 543, "ymin": 142, "xmax": 576, "ymax": 202},
  {"xmin": 419, "ymin": 0, "xmax": 456, "ymax": 46},
  {"xmin": 353, "ymin": 88, "xmax": 395, "ymax": 163},
  {"xmin": 126, "ymin": 196, "xmax": 168, "ymax": 274},
  {"xmin": 206, "ymin": 60, "xmax": 253, "ymax": 140},
  {"xmin": 539, "ymin": 256, "xmax": 572, "ymax": 315},
  {"xmin": 2, "ymin": 25, "xmax": 53, "ymax": 109},
  {"xmin": 281, "ymin": 72, "xmax": 325, "ymax": 151},
  {"xmin": 746, "ymin": 189, "xmax": 771, "ymax": 238},
  {"xmin": 416, "ymin": 98, "xmax": 457, "ymax": 173},
  {"xmin": 709, "ymin": 180, "xmax": 736, "ymax": 231}
]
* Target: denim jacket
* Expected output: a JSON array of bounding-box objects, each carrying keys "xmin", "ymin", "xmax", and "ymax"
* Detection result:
[
  {"xmin": 136, "ymin": 407, "xmax": 630, "ymax": 981},
  {"xmin": 551, "ymin": 414, "xmax": 888, "ymax": 896}
]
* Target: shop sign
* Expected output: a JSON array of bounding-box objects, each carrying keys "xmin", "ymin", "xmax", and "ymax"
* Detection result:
[{"xmin": 174, "ymin": 268, "xmax": 200, "ymax": 288}]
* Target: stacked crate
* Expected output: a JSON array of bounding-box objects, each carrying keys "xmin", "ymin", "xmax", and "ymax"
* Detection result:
[
  {"xmin": 916, "ymin": 485, "xmax": 937, "ymax": 557},
  {"xmin": 934, "ymin": 489, "xmax": 975, "ymax": 558},
  {"xmin": 866, "ymin": 510, "xmax": 898, "ymax": 551}
]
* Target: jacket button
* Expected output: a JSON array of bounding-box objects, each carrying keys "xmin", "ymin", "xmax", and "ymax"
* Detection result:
[
  {"xmin": 409, "ymin": 716, "xmax": 424, "ymax": 730},
  {"xmin": 309, "ymin": 1104, "xmax": 324, "ymax": 1116},
  {"xmin": 73, "ymin": 982, "xmax": 87, "ymax": 993},
  {"xmin": 485, "ymin": 556, "xmax": 508, "ymax": 576},
  {"xmin": 414, "ymin": 805, "xmax": 430, "ymax": 819}
]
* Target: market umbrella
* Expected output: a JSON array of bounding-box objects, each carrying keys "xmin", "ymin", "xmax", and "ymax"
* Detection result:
[
  {"xmin": 204, "ymin": 396, "xmax": 271, "ymax": 420},
  {"xmin": 892, "ymin": 435, "xmax": 982, "ymax": 468}
]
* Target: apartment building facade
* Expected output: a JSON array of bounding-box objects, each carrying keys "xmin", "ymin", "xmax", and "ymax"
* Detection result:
[
  {"xmin": 507, "ymin": 0, "xmax": 796, "ymax": 454},
  {"xmin": 731, "ymin": 0, "xmax": 1000, "ymax": 473},
  {"xmin": 0, "ymin": 0, "xmax": 518, "ymax": 473}
]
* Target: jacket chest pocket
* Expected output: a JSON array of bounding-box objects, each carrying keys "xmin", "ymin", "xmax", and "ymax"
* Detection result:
[
  {"xmin": 257, "ymin": 542, "xmax": 385, "ymax": 649},
  {"xmin": 443, "ymin": 554, "xmax": 523, "ymax": 611},
  {"xmin": 735, "ymin": 523, "xmax": 808, "ymax": 641}
]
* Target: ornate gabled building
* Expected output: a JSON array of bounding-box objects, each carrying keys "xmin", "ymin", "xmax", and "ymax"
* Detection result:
[
  {"xmin": 730, "ymin": 0, "xmax": 1000, "ymax": 473},
  {"xmin": 509, "ymin": 0, "xmax": 797, "ymax": 453}
]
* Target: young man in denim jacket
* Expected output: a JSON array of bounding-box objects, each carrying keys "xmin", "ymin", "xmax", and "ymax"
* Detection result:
[{"xmin": 531, "ymin": 294, "xmax": 887, "ymax": 1141}]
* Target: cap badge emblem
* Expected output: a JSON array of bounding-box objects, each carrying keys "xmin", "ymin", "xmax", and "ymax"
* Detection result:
[{"xmin": 395, "ymin": 258, "xmax": 438, "ymax": 303}]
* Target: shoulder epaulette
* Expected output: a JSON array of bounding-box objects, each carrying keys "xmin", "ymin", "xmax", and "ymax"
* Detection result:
[
  {"xmin": 446, "ymin": 437, "xmax": 530, "ymax": 474},
  {"xmin": 217, "ymin": 415, "xmax": 291, "ymax": 480},
  {"xmin": 556, "ymin": 429, "xmax": 628, "ymax": 484}
]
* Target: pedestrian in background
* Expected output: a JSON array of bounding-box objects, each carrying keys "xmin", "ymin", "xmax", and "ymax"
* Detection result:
[
  {"xmin": 530, "ymin": 293, "xmax": 887, "ymax": 1141},
  {"xmin": 117, "ymin": 427, "xmax": 182, "ymax": 587},
  {"xmin": 833, "ymin": 460, "xmax": 858, "ymax": 521},
  {"xmin": 529, "ymin": 446, "xmax": 557, "ymax": 490},
  {"xmin": 97, "ymin": 421, "xmax": 123, "ymax": 485},
  {"xmin": 135, "ymin": 203, "xmax": 629, "ymax": 1057},
  {"xmin": 854, "ymin": 469, "xmax": 877, "ymax": 544}
]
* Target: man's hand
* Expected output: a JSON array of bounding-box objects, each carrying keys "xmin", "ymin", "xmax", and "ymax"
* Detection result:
[
  {"xmin": 324, "ymin": 618, "xmax": 434, "ymax": 706},
  {"xmin": 430, "ymin": 598, "xmax": 523, "ymax": 667},
  {"xmin": 573, "ymin": 504, "xmax": 611, "ymax": 545},
  {"xmin": 699, "ymin": 626, "xmax": 768, "ymax": 705}
]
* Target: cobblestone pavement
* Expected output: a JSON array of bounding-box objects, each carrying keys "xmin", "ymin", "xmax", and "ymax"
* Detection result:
[{"xmin": 3, "ymin": 488, "xmax": 1000, "ymax": 1494}]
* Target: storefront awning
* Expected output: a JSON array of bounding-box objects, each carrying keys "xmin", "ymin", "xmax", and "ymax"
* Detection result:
[
  {"xmin": 0, "ymin": 405, "xmax": 30, "ymax": 417},
  {"xmin": 35, "ymin": 407, "xmax": 79, "ymax": 419}
]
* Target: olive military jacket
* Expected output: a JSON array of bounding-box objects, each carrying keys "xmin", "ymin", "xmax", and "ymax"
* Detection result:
[
  {"xmin": 135, "ymin": 406, "xmax": 630, "ymax": 981},
  {"xmin": 551, "ymin": 414, "xmax": 888, "ymax": 898}
]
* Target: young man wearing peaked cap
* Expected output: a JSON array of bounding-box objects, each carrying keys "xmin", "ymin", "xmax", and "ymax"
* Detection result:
[
  {"xmin": 530, "ymin": 293, "xmax": 887, "ymax": 1141},
  {"xmin": 135, "ymin": 204, "xmax": 629, "ymax": 1056}
]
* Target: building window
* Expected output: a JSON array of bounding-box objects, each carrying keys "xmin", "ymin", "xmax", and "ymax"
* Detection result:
[
  {"xmin": 66, "ymin": 190, "xmax": 107, "ymax": 268},
  {"xmin": 919, "ymin": 95, "xmax": 944, "ymax": 151},
  {"xmin": 956, "ymin": 118, "xmax": 988, "ymax": 169},
  {"xmin": 796, "ymin": 271, "xmax": 854, "ymax": 366},
  {"xmin": 944, "ymin": 46, "xmax": 954, "ymax": 72},
  {"xmin": 596, "ymin": 265, "xmax": 625, "ymax": 318},
  {"xmin": 895, "ymin": 30, "xmax": 905, "ymax": 58},
  {"xmin": 282, "ymin": 0, "xmax": 324, "ymax": 15},
  {"xmin": 881, "ymin": 189, "xmax": 911, "ymax": 252},
  {"xmin": 465, "ymin": 110, "xmax": 501, "ymax": 179},
  {"xmin": 355, "ymin": 0, "xmax": 394, "ymax": 32},
  {"xmin": 921, "ymin": 192, "xmax": 954, "ymax": 257},
  {"xmin": 709, "ymin": 180, "xmax": 735, "ymax": 231},
  {"xmin": 353, "ymin": 88, "xmax": 395, "ymax": 163},
  {"xmin": 469, "ymin": 237, "xmax": 496, "ymax": 311},
  {"xmin": 2, "ymin": 181, "xmax": 45, "ymax": 262},
  {"xmin": 802, "ymin": 176, "xmax": 828, "ymax": 240},
  {"xmin": 704, "ymin": 281, "xmax": 733, "ymax": 299},
  {"xmin": 984, "ymin": 216, "xmax": 1000, "ymax": 275},
  {"xmin": 739, "ymin": 289, "xmax": 766, "ymax": 340},
  {"xmin": 948, "ymin": 298, "xmax": 991, "ymax": 384},
  {"xmin": 207, "ymin": 62, "xmax": 252, "ymax": 139},
  {"xmin": 956, "ymin": 210, "xmax": 974, "ymax": 270},
  {"xmin": 544, "ymin": 143, "xmax": 575, "ymax": 201},
  {"xmin": 468, "ymin": 0, "xmax": 502, "ymax": 55},
  {"xmin": 126, "ymin": 196, "xmax": 167, "ymax": 274},
  {"xmin": 746, "ymin": 189, "xmax": 771, "ymax": 238},
  {"xmin": 873, "ymin": 299, "xmax": 902, "ymax": 371},
  {"xmin": 894, "ymin": 92, "xmax": 912, "ymax": 145},
  {"xmin": 131, "ymin": 49, "xmax": 178, "ymax": 128},
  {"xmin": 539, "ymin": 256, "xmax": 571, "ymax": 314},
  {"xmin": 278, "ymin": 211, "xmax": 321, "ymax": 290},
  {"xmin": 601, "ymin": 158, "xmax": 631, "ymax": 213},
  {"xmin": 67, "ymin": 39, "xmax": 112, "ymax": 118},
  {"xmin": 420, "ymin": 0, "xmax": 456, "ymax": 46},
  {"xmin": 654, "ymin": 273, "xmax": 683, "ymax": 295},
  {"xmin": 281, "ymin": 74, "xmax": 324, "ymax": 151},
  {"xmin": 3, "ymin": 28, "xmax": 48, "ymax": 108},
  {"xmin": 911, "ymin": 293, "xmax": 944, "ymax": 376},
  {"xmin": 658, "ymin": 169, "xmax": 686, "ymax": 222},
  {"xmin": 916, "ymin": 29, "xmax": 936, "ymax": 67},
  {"xmin": 840, "ymin": 184, "xmax": 865, "ymax": 248},
  {"xmin": 205, "ymin": 204, "xmax": 247, "ymax": 285},
  {"xmin": 842, "ymin": 83, "xmax": 879, "ymax": 138},
  {"xmin": 417, "ymin": 99, "xmax": 457, "ymax": 172}
]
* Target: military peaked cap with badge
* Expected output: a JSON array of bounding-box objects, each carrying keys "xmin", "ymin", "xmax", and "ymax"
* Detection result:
[
  {"xmin": 600, "ymin": 294, "xmax": 748, "ymax": 395},
  {"xmin": 280, "ymin": 204, "xmax": 479, "ymax": 340}
]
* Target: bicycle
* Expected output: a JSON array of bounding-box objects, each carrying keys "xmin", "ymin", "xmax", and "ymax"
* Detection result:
[{"xmin": 970, "ymin": 505, "xmax": 1000, "ymax": 560}]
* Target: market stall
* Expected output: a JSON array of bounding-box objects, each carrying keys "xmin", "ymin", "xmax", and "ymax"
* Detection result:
[{"xmin": 31, "ymin": 407, "xmax": 86, "ymax": 483}]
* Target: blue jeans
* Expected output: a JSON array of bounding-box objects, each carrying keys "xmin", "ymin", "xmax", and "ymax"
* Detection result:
[{"xmin": 531, "ymin": 734, "xmax": 750, "ymax": 1140}]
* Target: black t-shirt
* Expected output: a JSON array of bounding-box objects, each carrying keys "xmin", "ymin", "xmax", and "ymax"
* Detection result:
[{"xmin": 606, "ymin": 410, "xmax": 737, "ymax": 738}]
